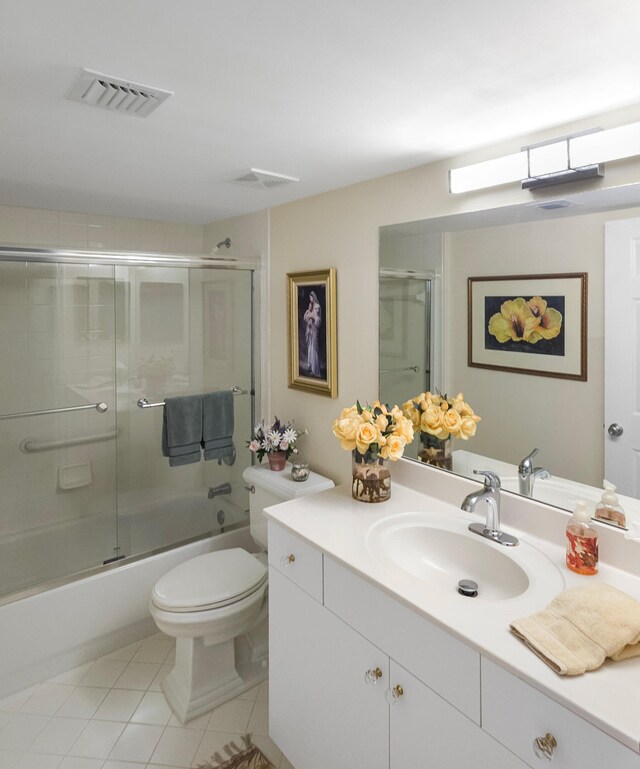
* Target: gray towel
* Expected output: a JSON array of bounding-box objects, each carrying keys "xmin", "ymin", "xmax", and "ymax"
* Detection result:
[
  {"xmin": 202, "ymin": 390, "xmax": 235, "ymax": 464},
  {"xmin": 162, "ymin": 395, "xmax": 202, "ymax": 466}
]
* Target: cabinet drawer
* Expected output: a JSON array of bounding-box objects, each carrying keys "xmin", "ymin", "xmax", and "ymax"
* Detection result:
[
  {"xmin": 482, "ymin": 658, "xmax": 640, "ymax": 769},
  {"xmin": 268, "ymin": 521, "xmax": 323, "ymax": 603},
  {"xmin": 324, "ymin": 556, "xmax": 480, "ymax": 723}
]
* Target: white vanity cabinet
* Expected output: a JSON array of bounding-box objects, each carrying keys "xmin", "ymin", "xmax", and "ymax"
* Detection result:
[{"xmin": 268, "ymin": 521, "xmax": 640, "ymax": 769}]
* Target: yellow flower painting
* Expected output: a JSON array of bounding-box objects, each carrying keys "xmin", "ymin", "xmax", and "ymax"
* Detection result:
[{"xmin": 488, "ymin": 295, "xmax": 563, "ymax": 347}]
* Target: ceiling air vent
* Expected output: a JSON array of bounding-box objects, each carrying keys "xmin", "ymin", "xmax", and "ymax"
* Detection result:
[
  {"xmin": 66, "ymin": 68, "xmax": 173, "ymax": 118},
  {"xmin": 230, "ymin": 168, "xmax": 300, "ymax": 190}
]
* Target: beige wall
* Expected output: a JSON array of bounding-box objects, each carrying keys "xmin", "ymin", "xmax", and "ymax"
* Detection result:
[{"xmin": 268, "ymin": 105, "xmax": 640, "ymax": 486}]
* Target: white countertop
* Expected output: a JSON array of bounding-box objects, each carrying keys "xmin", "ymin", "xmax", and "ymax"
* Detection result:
[{"xmin": 264, "ymin": 464, "xmax": 640, "ymax": 754}]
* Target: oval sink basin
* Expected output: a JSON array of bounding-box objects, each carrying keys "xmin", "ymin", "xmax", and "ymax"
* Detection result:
[{"xmin": 366, "ymin": 511, "xmax": 563, "ymax": 603}]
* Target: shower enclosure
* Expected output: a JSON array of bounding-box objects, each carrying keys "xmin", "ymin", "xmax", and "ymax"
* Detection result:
[{"xmin": 0, "ymin": 247, "xmax": 256, "ymax": 601}]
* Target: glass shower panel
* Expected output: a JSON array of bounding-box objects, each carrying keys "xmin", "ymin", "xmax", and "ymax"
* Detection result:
[
  {"xmin": 115, "ymin": 267, "xmax": 253, "ymax": 558},
  {"xmin": 0, "ymin": 261, "xmax": 118, "ymax": 597},
  {"xmin": 379, "ymin": 276, "xmax": 431, "ymax": 461}
]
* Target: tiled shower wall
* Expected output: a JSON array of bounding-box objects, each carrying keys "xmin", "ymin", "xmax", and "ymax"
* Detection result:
[{"xmin": 0, "ymin": 205, "xmax": 204, "ymax": 254}]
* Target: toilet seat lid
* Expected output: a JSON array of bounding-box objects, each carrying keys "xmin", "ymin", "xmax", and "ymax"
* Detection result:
[{"xmin": 152, "ymin": 548, "xmax": 267, "ymax": 612}]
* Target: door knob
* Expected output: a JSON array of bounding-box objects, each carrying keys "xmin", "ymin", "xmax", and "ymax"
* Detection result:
[{"xmin": 608, "ymin": 423, "xmax": 624, "ymax": 437}]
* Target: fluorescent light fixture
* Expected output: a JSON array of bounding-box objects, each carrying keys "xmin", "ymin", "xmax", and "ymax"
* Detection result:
[
  {"xmin": 449, "ymin": 151, "xmax": 528, "ymax": 193},
  {"xmin": 450, "ymin": 120, "xmax": 640, "ymax": 194},
  {"xmin": 570, "ymin": 121, "xmax": 640, "ymax": 166}
]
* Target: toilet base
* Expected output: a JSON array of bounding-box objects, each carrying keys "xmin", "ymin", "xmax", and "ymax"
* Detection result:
[{"xmin": 162, "ymin": 619, "xmax": 268, "ymax": 724}]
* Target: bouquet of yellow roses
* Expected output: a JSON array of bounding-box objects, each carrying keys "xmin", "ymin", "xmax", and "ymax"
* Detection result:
[
  {"xmin": 402, "ymin": 391, "xmax": 480, "ymax": 442},
  {"xmin": 332, "ymin": 400, "xmax": 415, "ymax": 462}
]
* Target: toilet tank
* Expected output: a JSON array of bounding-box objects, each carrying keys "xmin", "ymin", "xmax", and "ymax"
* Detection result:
[{"xmin": 242, "ymin": 464, "xmax": 334, "ymax": 548}]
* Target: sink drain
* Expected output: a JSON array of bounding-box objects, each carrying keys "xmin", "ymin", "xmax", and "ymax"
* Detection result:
[{"xmin": 457, "ymin": 579, "xmax": 478, "ymax": 598}]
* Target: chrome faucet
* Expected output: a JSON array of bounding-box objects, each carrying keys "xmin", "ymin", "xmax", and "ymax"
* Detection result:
[
  {"xmin": 518, "ymin": 448, "xmax": 551, "ymax": 497},
  {"xmin": 461, "ymin": 470, "xmax": 518, "ymax": 547},
  {"xmin": 208, "ymin": 482, "xmax": 232, "ymax": 499}
]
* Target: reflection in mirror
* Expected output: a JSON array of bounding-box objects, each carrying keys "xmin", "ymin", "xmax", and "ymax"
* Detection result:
[{"xmin": 379, "ymin": 185, "xmax": 640, "ymax": 526}]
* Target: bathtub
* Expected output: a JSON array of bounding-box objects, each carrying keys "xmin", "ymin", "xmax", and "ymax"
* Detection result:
[{"xmin": 0, "ymin": 524, "xmax": 255, "ymax": 699}]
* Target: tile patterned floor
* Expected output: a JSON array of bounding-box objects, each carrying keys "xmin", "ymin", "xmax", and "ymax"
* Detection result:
[{"xmin": 0, "ymin": 633, "xmax": 295, "ymax": 769}]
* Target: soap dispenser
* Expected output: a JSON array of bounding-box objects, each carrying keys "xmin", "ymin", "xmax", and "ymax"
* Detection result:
[
  {"xmin": 566, "ymin": 500, "xmax": 598, "ymax": 575},
  {"xmin": 594, "ymin": 480, "xmax": 626, "ymax": 528}
]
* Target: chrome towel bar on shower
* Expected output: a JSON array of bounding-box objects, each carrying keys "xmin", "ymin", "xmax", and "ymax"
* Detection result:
[
  {"xmin": 379, "ymin": 365, "xmax": 420, "ymax": 374},
  {"xmin": 137, "ymin": 386, "xmax": 250, "ymax": 409},
  {"xmin": 0, "ymin": 401, "xmax": 109, "ymax": 421}
]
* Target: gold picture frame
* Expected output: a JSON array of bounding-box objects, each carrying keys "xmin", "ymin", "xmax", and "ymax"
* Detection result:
[
  {"xmin": 468, "ymin": 272, "xmax": 588, "ymax": 380},
  {"xmin": 287, "ymin": 268, "xmax": 337, "ymax": 397}
]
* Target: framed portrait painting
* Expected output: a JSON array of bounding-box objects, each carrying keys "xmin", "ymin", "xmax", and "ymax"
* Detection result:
[
  {"xmin": 287, "ymin": 268, "xmax": 337, "ymax": 397},
  {"xmin": 468, "ymin": 273, "xmax": 587, "ymax": 381}
]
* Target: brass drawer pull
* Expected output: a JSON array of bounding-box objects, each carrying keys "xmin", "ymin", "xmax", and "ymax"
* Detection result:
[
  {"xmin": 364, "ymin": 667, "xmax": 383, "ymax": 685},
  {"xmin": 385, "ymin": 684, "xmax": 404, "ymax": 705},
  {"xmin": 280, "ymin": 553, "xmax": 296, "ymax": 567},
  {"xmin": 533, "ymin": 733, "xmax": 557, "ymax": 761}
]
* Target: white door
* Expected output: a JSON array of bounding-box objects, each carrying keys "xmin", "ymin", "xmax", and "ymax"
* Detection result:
[{"xmin": 604, "ymin": 218, "xmax": 640, "ymax": 496}]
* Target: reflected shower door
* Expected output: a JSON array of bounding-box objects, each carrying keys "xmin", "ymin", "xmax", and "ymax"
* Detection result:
[
  {"xmin": 379, "ymin": 276, "xmax": 431, "ymax": 461},
  {"xmin": 115, "ymin": 266, "xmax": 254, "ymax": 558},
  {"xmin": 0, "ymin": 261, "xmax": 118, "ymax": 597}
]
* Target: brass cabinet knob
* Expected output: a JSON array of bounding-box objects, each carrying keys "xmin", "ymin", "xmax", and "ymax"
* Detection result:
[
  {"xmin": 280, "ymin": 554, "xmax": 296, "ymax": 567},
  {"xmin": 533, "ymin": 733, "xmax": 557, "ymax": 761},
  {"xmin": 364, "ymin": 667, "xmax": 383, "ymax": 685},
  {"xmin": 385, "ymin": 684, "xmax": 404, "ymax": 705}
]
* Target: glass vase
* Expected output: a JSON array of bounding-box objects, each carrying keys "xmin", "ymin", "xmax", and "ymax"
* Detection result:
[
  {"xmin": 418, "ymin": 433, "xmax": 452, "ymax": 470},
  {"xmin": 351, "ymin": 450, "xmax": 391, "ymax": 503},
  {"xmin": 267, "ymin": 451, "xmax": 287, "ymax": 471}
]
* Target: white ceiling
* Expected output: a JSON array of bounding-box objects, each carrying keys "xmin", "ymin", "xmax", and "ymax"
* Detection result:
[{"xmin": 2, "ymin": 0, "xmax": 640, "ymax": 224}]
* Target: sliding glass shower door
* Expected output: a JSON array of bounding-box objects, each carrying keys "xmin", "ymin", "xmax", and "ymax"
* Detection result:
[
  {"xmin": 0, "ymin": 256, "xmax": 255, "ymax": 600},
  {"xmin": 0, "ymin": 260, "xmax": 118, "ymax": 596}
]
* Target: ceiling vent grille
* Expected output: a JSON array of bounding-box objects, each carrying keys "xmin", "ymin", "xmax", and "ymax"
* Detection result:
[
  {"xmin": 66, "ymin": 68, "xmax": 173, "ymax": 118},
  {"xmin": 230, "ymin": 168, "xmax": 300, "ymax": 190}
]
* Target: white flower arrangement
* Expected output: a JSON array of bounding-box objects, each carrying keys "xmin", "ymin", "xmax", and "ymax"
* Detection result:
[{"xmin": 248, "ymin": 417, "xmax": 302, "ymax": 462}]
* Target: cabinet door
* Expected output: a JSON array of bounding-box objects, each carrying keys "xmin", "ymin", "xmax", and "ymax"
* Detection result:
[
  {"xmin": 270, "ymin": 567, "xmax": 389, "ymax": 769},
  {"xmin": 389, "ymin": 660, "xmax": 527, "ymax": 769}
]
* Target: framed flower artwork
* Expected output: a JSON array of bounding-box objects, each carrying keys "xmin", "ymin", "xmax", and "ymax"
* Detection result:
[
  {"xmin": 468, "ymin": 273, "xmax": 588, "ymax": 380},
  {"xmin": 287, "ymin": 268, "xmax": 338, "ymax": 397}
]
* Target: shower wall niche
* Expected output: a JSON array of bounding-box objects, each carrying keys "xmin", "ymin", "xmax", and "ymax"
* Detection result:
[{"xmin": 0, "ymin": 255, "xmax": 255, "ymax": 600}]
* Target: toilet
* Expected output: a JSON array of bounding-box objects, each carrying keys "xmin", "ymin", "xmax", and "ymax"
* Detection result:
[{"xmin": 149, "ymin": 463, "xmax": 334, "ymax": 723}]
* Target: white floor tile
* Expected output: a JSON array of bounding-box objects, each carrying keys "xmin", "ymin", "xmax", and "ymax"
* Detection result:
[
  {"xmin": 0, "ymin": 716, "xmax": 12, "ymax": 732},
  {"xmin": 0, "ymin": 688, "xmax": 39, "ymax": 714},
  {"xmin": 148, "ymin": 666, "xmax": 171, "ymax": 694},
  {"xmin": 113, "ymin": 663, "xmax": 160, "ymax": 691},
  {"xmin": 0, "ymin": 713, "xmax": 50, "ymax": 752},
  {"xmin": 92, "ymin": 691, "xmax": 143, "ymax": 723},
  {"xmin": 99, "ymin": 642, "xmax": 141, "ymax": 663},
  {"xmin": 108, "ymin": 723, "xmax": 163, "ymax": 763},
  {"xmin": 167, "ymin": 712, "xmax": 209, "ymax": 730},
  {"xmin": 69, "ymin": 720, "xmax": 126, "ymax": 760},
  {"xmin": 102, "ymin": 762, "xmax": 146, "ymax": 769},
  {"xmin": 56, "ymin": 689, "xmax": 109, "ymax": 719},
  {"xmin": 191, "ymin": 731, "xmax": 243, "ymax": 768},
  {"xmin": 15, "ymin": 754, "xmax": 62, "ymax": 769},
  {"xmin": 21, "ymin": 685, "xmax": 75, "ymax": 716},
  {"xmin": 58, "ymin": 757, "xmax": 105, "ymax": 769},
  {"xmin": 207, "ymin": 699, "xmax": 253, "ymax": 733},
  {"xmin": 28, "ymin": 717, "xmax": 88, "ymax": 755},
  {"xmin": 130, "ymin": 640, "xmax": 173, "ymax": 665},
  {"xmin": 148, "ymin": 726, "xmax": 203, "ymax": 768},
  {"xmin": 47, "ymin": 664, "xmax": 94, "ymax": 687},
  {"xmin": 0, "ymin": 750, "xmax": 21, "ymax": 769},
  {"xmin": 247, "ymin": 701, "xmax": 269, "ymax": 737},
  {"xmin": 129, "ymin": 693, "xmax": 172, "ymax": 727},
  {"xmin": 236, "ymin": 685, "xmax": 259, "ymax": 702},
  {"xmin": 256, "ymin": 681, "xmax": 269, "ymax": 704},
  {"xmin": 78, "ymin": 661, "xmax": 128, "ymax": 689}
]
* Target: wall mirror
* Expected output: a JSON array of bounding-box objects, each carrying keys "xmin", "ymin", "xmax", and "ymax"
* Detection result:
[{"xmin": 379, "ymin": 183, "xmax": 640, "ymax": 527}]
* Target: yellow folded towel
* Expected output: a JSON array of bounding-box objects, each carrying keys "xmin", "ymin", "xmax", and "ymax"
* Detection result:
[{"xmin": 510, "ymin": 584, "xmax": 640, "ymax": 676}]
